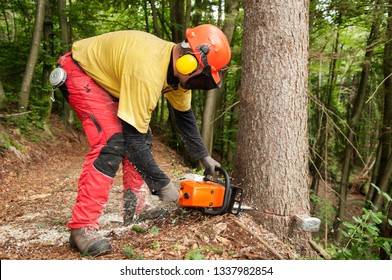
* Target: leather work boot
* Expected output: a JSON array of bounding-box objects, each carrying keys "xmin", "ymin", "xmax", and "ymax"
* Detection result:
[{"xmin": 69, "ymin": 227, "xmax": 112, "ymax": 257}]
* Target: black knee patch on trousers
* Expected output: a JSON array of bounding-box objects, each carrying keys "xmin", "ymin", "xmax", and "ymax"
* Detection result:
[{"xmin": 93, "ymin": 132, "xmax": 125, "ymax": 178}]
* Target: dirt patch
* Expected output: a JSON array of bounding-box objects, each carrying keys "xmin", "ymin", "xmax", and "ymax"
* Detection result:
[{"xmin": 0, "ymin": 116, "xmax": 301, "ymax": 260}]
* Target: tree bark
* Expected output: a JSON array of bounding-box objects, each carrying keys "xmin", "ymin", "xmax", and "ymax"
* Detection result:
[
  {"xmin": 201, "ymin": 89, "xmax": 218, "ymax": 154},
  {"xmin": 310, "ymin": 25, "xmax": 340, "ymax": 196},
  {"xmin": 166, "ymin": 0, "xmax": 187, "ymax": 158},
  {"xmin": 335, "ymin": 16, "xmax": 381, "ymax": 243},
  {"xmin": 169, "ymin": 0, "xmax": 184, "ymax": 43},
  {"xmin": 234, "ymin": 0, "xmax": 314, "ymax": 256},
  {"xmin": 201, "ymin": 0, "xmax": 239, "ymax": 155},
  {"xmin": 57, "ymin": 0, "xmax": 74, "ymax": 124},
  {"xmin": 371, "ymin": 0, "xmax": 392, "ymax": 209},
  {"xmin": 148, "ymin": 0, "xmax": 163, "ymax": 38},
  {"xmin": 40, "ymin": 0, "xmax": 53, "ymax": 120},
  {"xmin": 58, "ymin": 0, "xmax": 69, "ymax": 52},
  {"xmin": 380, "ymin": 196, "xmax": 392, "ymax": 259},
  {"xmin": 18, "ymin": 0, "xmax": 45, "ymax": 110},
  {"xmin": 0, "ymin": 80, "xmax": 5, "ymax": 111},
  {"xmin": 184, "ymin": 0, "xmax": 191, "ymax": 33}
]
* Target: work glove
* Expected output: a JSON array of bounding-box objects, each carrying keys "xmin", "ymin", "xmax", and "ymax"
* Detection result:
[
  {"xmin": 200, "ymin": 156, "xmax": 221, "ymax": 178},
  {"xmin": 157, "ymin": 181, "xmax": 180, "ymax": 202}
]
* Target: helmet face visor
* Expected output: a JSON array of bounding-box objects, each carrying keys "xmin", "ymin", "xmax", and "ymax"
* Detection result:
[{"xmin": 183, "ymin": 70, "xmax": 222, "ymax": 90}]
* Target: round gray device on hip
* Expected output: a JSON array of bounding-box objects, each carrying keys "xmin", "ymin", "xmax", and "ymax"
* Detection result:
[{"xmin": 49, "ymin": 67, "xmax": 67, "ymax": 88}]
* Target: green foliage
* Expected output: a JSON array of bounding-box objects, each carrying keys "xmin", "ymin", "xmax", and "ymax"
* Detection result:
[
  {"xmin": 0, "ymin": 132, "xmax": 24, "ymax": 154},
  {"xmin": 185, "ymin": 246, "xmax": 224, "ymax": 260},
  {"xmin": 149, "ymin": 226, "xmax": 159, "ymax": 234},
  {"xmin": 328, "ymin": 208, "xmax": 392, "ymax": 260},
  {"xmin": 3, "ymin": 111, "xmax": 47, "ymax": 142},
  {"xmin": 328, "ymin": 186, "xmax": 392, "ymax": 260},
  {"xmin": 310, "ymin": 191, "xmax": 337, "ymax": 236},
  {"xmin": 52, "ymin": 220, "xmax": 67, "ymax": 227},
  {"xmin": 185, "ymin": 250, "xmax": 205, "ymax": 260},
  {"xmin": 150, "ymin": 240, "xmax": 160, "ymax": 250},
  {"xmin": 0, "ymin": 93, "xmax": 54, "ymax": 147},
  {"xmin": 123, "ymin": 244, "xmax": 144, "ymax": 260},
  {"xmin": 131, "ymin": 225, "xmax": 147, "ymax": 233}
]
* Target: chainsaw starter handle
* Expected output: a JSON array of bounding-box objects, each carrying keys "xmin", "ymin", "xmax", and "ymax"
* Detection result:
[{"xmin": 200, "ymin": 166, "xmax": 232, "ymax": 216}]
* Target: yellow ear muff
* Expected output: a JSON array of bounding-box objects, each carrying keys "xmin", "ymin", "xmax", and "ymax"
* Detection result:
[{"xmin": 176, "ymin": 54, "xmax": 198, "ymax": 75}]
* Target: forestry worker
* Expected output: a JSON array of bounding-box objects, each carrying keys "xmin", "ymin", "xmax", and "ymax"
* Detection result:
[{"xmin": 53, "ymin": 24, "xmax": 231, "ymax": 257}]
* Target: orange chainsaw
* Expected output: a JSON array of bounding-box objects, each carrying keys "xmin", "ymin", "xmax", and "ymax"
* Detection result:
[{"xmin": 178, "ymin": 166, "xmax": 245, "ymax": 215}]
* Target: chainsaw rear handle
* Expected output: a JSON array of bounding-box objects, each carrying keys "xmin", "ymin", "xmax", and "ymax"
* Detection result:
[{"xmin": 200, "ymin": 166, "xmax": 232, "ymax": 216}]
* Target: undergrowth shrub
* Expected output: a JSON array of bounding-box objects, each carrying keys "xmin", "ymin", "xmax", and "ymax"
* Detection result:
[{"xmin": 328, "ymin": 185, "xmax": 392, "ymax": 260}]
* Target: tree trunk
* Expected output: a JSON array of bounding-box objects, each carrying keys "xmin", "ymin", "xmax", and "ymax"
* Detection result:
[
  {"xmin": 234, "ymin": 0, "xmax": 314, "ymax": 256},
  {"xmin": 148, "ymin": 0, "xmax": 163, "ymax": 38},
  {"xmin": 374, "ymin": 154, "xmax": 392, "ymax": 209},
  {"xmin": 192, "ymin": 0, "xmax": 203, "ymax": 26},
  {"xmin": 371, "ymin": 0, "xmax": 392, "ymax": 209},
  {"xmin": 40, "ymin": 0, "xmax": 53, "ymax": 120},
  {"xmin": 58, "ymin": 0, "xmax": 70, "ymax": 52},
  {"xmin": 310, "ymin": 25, "xmax": 340, "ymax": 196},
  {"xmin": 57, "ymin": 0, "xmax": 74, "ymax": 124},
  {"xmin": 142, "ymin": 1, "xmax": 149, "ymax": 32},
  {"xmin": 184, "ymin": 0, "xmax": 191, "ymax": 33},
  {"xmin": 201, "ymin": 89, "xmax": 218, "ymax": 154},
  {"xmin": 201, "ymin": 0, "xmax": 239, "ymax": 155},
  {"xmin": 18, "ymin": 0, "xmax": 45, "ymax": 110},
  {"xmin": 0, "ymin": 80, "xmax": 5, "ymax": 111},
  {"xmin": 335, "ymin": 18, "xmax": 381, "ymax": 243},
  {"xmin": 169, "ymin": 0, "xmax": 184, "ymax": 43},
  {"xmin": 380, "ymin": 197, "xmax": 392, "ymax": 259}
]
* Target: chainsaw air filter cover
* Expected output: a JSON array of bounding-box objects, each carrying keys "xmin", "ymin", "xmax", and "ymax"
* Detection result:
[{"xmin": 178, "ymin": 180, "xmax": 225, "ymax": 208}]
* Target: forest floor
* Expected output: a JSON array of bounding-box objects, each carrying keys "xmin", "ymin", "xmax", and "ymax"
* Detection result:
[{"xmin": 0, "ymin": 115, "xmax": 362, "ymax": 260}]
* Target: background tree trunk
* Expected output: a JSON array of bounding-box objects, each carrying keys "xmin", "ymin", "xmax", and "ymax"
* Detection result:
[
  {"xmin": 18, "ymin": 0, "xmax": 45, "ymax": 110},
  {"xmin": 57, "ymin": 0, "xmax": 74, "ymax": 124},
  {"xmin": 184, "ymin": 0, "xmax": 191, "ymax": 35},
  {"xmin": 335, "ymin": 17, "xmax": 381, "ymax": 243},
  {"xmin": 58, "ymin": 0, "xmax": 69, "ymax": 52},
  {"xmin": 201, "ymin": 0, "xmax": 239, "ymax": 155},
  {"xmin": 201, "ymin": 89, "xmax": 218, "ymax": 155},
  {"xmin": 40, "ymin": 0, "xmax": 53, "ymax": 120},
  {"xmin": 234, "ymin": 0, "xmax": 313, "ymax": 255},
  {"xmin": 0, "ymin": 80, "xmax": 5, "ymax": 111},
  {"xmin": 169, "ymin": 0, "xmax": 184, "ymax": 43},
  {"xmin": 370, "ymin": 0, "xmax": 392, "ymax": 210},
  {"xmin": 148, "ymin": 0, "xmax": 163, "ymax": 38},
  {"xmin": 380, "ymin": 196, "xmax": 392, "ymax": 259},
  {"xmin": 309, "ymin": 23, "xmax": 340, "ymax": 196}
]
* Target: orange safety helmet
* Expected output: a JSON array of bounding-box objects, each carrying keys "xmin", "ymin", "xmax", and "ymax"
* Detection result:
[{"xmin": 184, "ymin": 24, "xmax": 231, "ymax": 89}]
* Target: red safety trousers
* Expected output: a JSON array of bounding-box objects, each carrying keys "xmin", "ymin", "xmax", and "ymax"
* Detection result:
[{"xmin": 58, "ymin": 52, "xmax": 145, "ymax": 229}]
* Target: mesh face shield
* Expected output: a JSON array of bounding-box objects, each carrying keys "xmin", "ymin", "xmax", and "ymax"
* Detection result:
[{"xmin": 183, "ymin": 70, "xmax": 222, "ymax": 90}]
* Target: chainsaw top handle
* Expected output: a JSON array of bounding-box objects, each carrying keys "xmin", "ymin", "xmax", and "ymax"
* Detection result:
[{"xmin": 200, "ymin": 166, "xmax": 232, "ymax": 216}]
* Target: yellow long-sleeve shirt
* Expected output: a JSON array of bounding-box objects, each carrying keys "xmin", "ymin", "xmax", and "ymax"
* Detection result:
[{"xmin": 72, "ymin": 30, "xmax": 191, "ymax": 133}]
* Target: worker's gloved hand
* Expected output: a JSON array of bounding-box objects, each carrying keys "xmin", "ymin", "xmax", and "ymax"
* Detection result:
[
  {"xmin": 201, "ymin": 156, "xmax": 221, "ymax": 178},
  {"xmin": 157, "ymin": 181, "xmax": 179, "ymax": 202}
]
